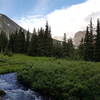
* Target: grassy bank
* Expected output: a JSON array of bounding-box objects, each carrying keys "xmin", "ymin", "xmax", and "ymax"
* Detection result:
[{"xmin": 0, "ymin": 53, "xmax": 54, "ymax": 74}]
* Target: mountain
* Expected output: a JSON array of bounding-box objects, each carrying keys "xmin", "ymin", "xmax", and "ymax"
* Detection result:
[
  {"xmin": 0, "ymin": 14, "xmax": 22, "ymax": 34},
  {"xmin": 74, "ymin": 31, "xmax": 86, "ymax": 47}
]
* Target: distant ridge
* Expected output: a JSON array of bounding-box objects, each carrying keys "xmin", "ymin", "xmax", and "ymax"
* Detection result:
[{"xmin": 0, "ymin": 14, "xmax": 23, "ymax": 34}]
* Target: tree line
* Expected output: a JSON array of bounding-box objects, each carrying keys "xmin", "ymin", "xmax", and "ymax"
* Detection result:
[
  {"xmin": 1, "ymin": 19, "xmax": 100, "ymax": 61},
  {"xmin": 0, "ymin": 22, "xmax": 74, "ymax": 58},
  {"xmin": 79, "ymin": 19, "xmax": 100, "ymax": 62}
]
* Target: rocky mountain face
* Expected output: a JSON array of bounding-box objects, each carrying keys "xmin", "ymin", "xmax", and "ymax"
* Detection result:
[
  {"xmin": 0, "ymin": 14, "xmax": 21, "ymax": 34},
  {"xmin": 73, "ymin": 31, "xmax": 86, "ymax": 47}
]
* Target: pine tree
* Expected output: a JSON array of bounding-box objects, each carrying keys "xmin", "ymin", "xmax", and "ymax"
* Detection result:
[
  {"xmin": 62, "ymin": 33, "xmax": 68, "ymax": 57},
  {"xmin": 0, "ymin": 31, "xmax": 8, "ymax": 53},
  {"xmin": 25, "ymin": 30, "xmax": 30, "ymax": 53},
  {"xmin": 28, "ymin": 28, "xmax": 38, "ymax": 56},
  {"xmin": 14, "ymin": 30, "xmax": 18, "ymax": 53},
  {"xmin": 94, "ymin": 19, "xmax": 100, "ymax": 61},
  {"xmin": 37, "ymin": 28, "xmax": 45, "ymax": 56},
  {"xmin": 53, "ymin": 43, "xmax": 63, "ymax": 58},
  {"xmin": 8, "ymin": 33, "xmax": 16, "ymax": 53},
  {"xmin": 62, "ymin": 33, "xmax": 74, "ymax": 58},
  {"xmin": 67, "ymin": 39, "xmax": 74, "ymax": 57},
  {"xmin": 84, "ymin": 20, "xmax": 94, "ymax": 61},
  {"xmin": 16, "ymin": 28, "xmax": 25, "ymax": 53},
  {"xmin": 78, "ymin": 38, "xmax": 84, "ymax": 59},
  {"xmin": 44, "ymin": 21, "xmax": 53, "ymax": 56},
  {"xmin": 84, "ymin": 26, "xmax": 90, "ymax": 60},
  {"xmin": 89, "ymin": 19, "xmax": 94, "ymax": 60}
]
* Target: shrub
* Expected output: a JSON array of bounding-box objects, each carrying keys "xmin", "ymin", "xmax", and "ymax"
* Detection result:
[{"xmin": 17, "ymin": 63, "xmax": 100, "ymax": 100}]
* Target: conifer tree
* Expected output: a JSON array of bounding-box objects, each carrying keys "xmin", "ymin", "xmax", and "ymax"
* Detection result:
[
  {"xmin": 37, "ymin": 27, "xmax": 45, "ymax": 56},
  {"xmin": 28, "ymin": 28, "xmax": 38, "ymax": 56},
  {"xmin": 89, "ymin": 19, "xmax": 94, "ymax": 60},
  {"xmin": 53, "ymin": 43, "xmax": 63, "ymax": 58},
  {"xmin": 14, "ymin": 30, "xmax": 18, "ymax": 53},
  {"xmin": 16, "ymin": 28, "xmax": 25, "ymax": 53},
  {"xmin": 94, "ymin": 19, "xmax": 100, "ymax": 61},
  {"xmin": 8, "ymin": 33, "xmax": 15, "ymax": 53},
  {"xmin": 78, "ymin": 38, "xmax": 84, "ymax": 59},
  {"xmin": 67, "ymin": 39, "xmax": 74, "ymax": 57},
  {"xmin": 62, "ymin": 33, "xmax": 74, "ymax": 58},
  {"xmin": 44, "ymin": 21, "xmax": 53, "ymax": 56},
  {"xmin": 25, "ymin": 30, "xmax": 30, "ymax": 53},
  {"xmin": 0, "ymin": 31, "xmax": 8, "ymax": 52},
  {"xmin": 84, "ymin": 20, "xmax": 94, "ymax": 61},
  {"xmin": 62, "ymin": 33, "xmax": 68, "ymax": 57},
  {"xmin": 84, "ymin": 26, "xmax": 90, "ymax": 60}
]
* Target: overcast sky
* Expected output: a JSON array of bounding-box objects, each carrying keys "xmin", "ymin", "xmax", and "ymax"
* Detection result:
[{"xmin": 0, "ymin": 0, "xmax": 100, "ymax": 39}]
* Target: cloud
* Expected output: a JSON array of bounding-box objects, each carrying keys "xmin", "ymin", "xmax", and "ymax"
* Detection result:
[
  {"xmin": 16, "ymin": 0, "xmax": 100, "ymax": 39},
  {"xmin": 16, "ymin": 15, "xmax": 46, "ymax": 32}
]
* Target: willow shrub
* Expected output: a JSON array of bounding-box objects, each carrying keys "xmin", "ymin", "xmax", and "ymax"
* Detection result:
[{"xmin": 17, "ymin": 61, "xmax": 100, "ymax": 100}]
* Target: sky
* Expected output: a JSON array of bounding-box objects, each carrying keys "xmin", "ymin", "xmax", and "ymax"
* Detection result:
[{"xmin": 0, "ymin": 0, "xmax": 100, "ymax": 39}]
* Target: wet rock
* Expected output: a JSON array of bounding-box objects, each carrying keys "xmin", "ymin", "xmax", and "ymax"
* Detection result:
[{"xmin": 0, "ymin": 90, "xmax": 6, "ymax": 96}]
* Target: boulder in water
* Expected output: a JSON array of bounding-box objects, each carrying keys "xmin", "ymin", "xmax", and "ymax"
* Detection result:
[{"xmin": 0, "ymin": 90, "xmax": 6, "ymax": 96}]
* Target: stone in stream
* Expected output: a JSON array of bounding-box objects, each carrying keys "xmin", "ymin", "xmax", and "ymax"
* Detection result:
[
  {"xmin": 0, "ymin": 90, "xmax": 6, "ymax": 96},
  {"xmin": 0, "ymin": 90, "xmax": 6, "ymax": 100}
]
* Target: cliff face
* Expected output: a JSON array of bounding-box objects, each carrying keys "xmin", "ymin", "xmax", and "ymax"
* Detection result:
[
  {"xmin": 74, "ymin": 31, "xmax": 86, "ymax": 47},
  {"xmin": 0, "ymin": 14, "xmax": 21, "ymax": 34}
]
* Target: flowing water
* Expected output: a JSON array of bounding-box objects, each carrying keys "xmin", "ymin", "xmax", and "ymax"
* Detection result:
[{"xmin": 0, "ymin": 73, "xmax": 44, "ymax": 100}]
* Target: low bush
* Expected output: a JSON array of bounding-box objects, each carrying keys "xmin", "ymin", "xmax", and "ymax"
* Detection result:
[{"xmin": 17, "ymin": 61, "xmax": 100, "ymax": 100}]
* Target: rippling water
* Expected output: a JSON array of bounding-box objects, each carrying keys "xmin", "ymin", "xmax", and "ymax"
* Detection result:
[{"xmin": 0, "ymin": 73, "xmax": 43, "ymax": 100}]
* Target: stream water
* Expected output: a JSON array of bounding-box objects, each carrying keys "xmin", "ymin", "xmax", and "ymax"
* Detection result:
[{"xmin": 0, "ymin": 73, "xmax": 44, "ymax": 100}]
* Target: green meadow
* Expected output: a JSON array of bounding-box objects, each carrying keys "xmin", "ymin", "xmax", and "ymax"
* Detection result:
[{"xmin": 0, "ymin": 54, "xmax": 100, "ymax": 99}]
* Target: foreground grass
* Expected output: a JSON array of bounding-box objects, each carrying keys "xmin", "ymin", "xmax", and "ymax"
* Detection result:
[
  {"xmin": 1, "ymin": 54, "xmax": 100, "ymax": 100},
  {"xmin": 0, "ymin": 53, "xmax": 85, "ymax": 74},
  {"xmin": 0, "ymin": 53, "xmax": 54, "ymax": 74}
]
